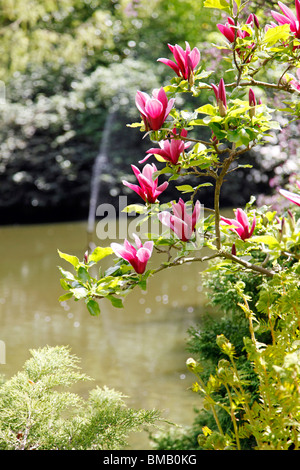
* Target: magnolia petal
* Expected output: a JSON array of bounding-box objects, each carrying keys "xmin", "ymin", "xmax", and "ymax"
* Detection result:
[
  {"xmin": 190, "ymin": 47, "xmax": 201, "ymax": 69},
  {"xmin": 155, "ymin": 87, "xmax": 168, "ymax": 110},
  {"xmin": 157, "ymin": 58, "xmax": 181, "ymax": 76},
  {"xmin": 137, "ymin": 174, "xmax": 157, "ymax": 193},
  {"xmin": 278, "ymin": 1, "xmax": 297, "ymax": 22},
  {"xmin": 132, "ymin": 233, "xmax": 143, "ymax": 249},
  {"xmin": 172, "ymin": 198, "xmax": 186, "ymax": 219},
  {"xmin": 131, "ymin": 164, "xmax": 141, "ymax": 179},
  {"xmin": 110, "ymin": 242, "xmax": 134, "ymax": 262},
  {"xmin": 173, "ymin": 45, "xmax": 187, "ymax": 75},
  {"xmin": 145, "ymin": 147, "xmax": 170, "ymax": 161},
  {"xmin": 220, "ymin": 216, "xmax": 244, "ymax": 230},
  {"xmin": 143, "ymin": 240, "xmax": 154, "ymax": 255},
  {"xmin": 235, "ymin": 208, "xmax": 250, "ymax": 229},
  {"xmin": 218, "ymin": 78, "xmax": 227, "ymax": 108},
  {"xmin": 271, "ymin": 10, "xmax": 293, "ymax": 25},
  {"xmin": 124, "ymin": 238, "xmax": 138, "ymax": 256},
  {"xmin": 296, "ymin": 0, "xmax": 300, "ymax": 24},
  {"xmin": 172, "ymin": 216, "xmax": 191, "ymax": 241},
  {"xmin": 122, "ymin": 180, "xmax": 145, "ymax": 200},
  {"xmin": 192, "ymin": 200, "xmax": 201, "ymax": 228},
  {"xmin": 279, "ymin": 188, "xmax": 300, "ymax": 206},
  {"xmin": 164, "ymin": 98, "xmax": 175, "ymax": 120},
  {"xmin": 138, "ymin": 154, "xmax": 153, "ymax": 164},
  {"xmin": 211, "ymin": 83, "xmax": 219, "ymax": 101},
  {"xmin": 136, "ymin": 247, "xmax": 152, "ymax": 263},
  {"xmin": 217, "ymin": 23, "xmax": 235, "ymax": 42},
  {"xmin": 158, "ymin": 211, "xmax": 173, "ymax": 229},
  {"xmin": 141, "ymin": 163, "xmax": 157, "ymax": 183},
  {"xmin": 135, "ymin": 90, "xmax": 149, "ymax": 115},
  {"xmin": 249, "ymin": 215, "xmax": 256, "ymax": 237},
  {"xmin": 155, "ymin": 181, "xmax": 169, "ymax": 194},
  {"xmin": 145, "ymin": 98, "xmax": 164, "ymax": 119}
]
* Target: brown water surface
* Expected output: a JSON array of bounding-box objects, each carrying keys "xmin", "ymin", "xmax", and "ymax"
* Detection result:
[{"xmin": 0, "ymin": 220, "xmax": 216, "ymax": 449}]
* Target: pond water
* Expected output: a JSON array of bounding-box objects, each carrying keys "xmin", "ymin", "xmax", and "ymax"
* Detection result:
[{"xmin": 0, "ymin": 219, "xmax": 218, "ymax": 449}]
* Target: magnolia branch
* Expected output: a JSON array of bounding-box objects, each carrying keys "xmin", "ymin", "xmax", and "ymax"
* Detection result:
[
  {"xmin": 226, "ymin": 78, "xmax": 295, "ymax": 94},
  {"xmin": 152, "ymin": 249, "xmax": 275, "ymax": 278},
  {"xmin": 92, "ymin": 246, "xmax": 275, "ymax": 302},
  {"xmin": 220, "ymin": 251, "xmax": 275, "ymax": 277}
]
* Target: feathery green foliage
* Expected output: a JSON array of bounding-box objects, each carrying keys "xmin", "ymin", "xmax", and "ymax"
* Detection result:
[{"xmin": 0, "ymin": 345, "xmax": 160, "ymax": 450}]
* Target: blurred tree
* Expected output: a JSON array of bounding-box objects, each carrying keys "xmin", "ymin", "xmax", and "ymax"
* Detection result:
[{"xmin": 0, "ymin": 0, "xmax": 223, "ymax": 81}]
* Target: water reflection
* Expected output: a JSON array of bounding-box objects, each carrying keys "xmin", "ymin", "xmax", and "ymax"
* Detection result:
[{"xmin": 0, "ymin": 221, "xmax": 214, "ymax": 449}]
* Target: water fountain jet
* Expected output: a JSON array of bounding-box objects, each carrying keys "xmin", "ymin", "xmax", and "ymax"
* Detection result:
[{"xmin": 87, "ymin": 105, "xmax": 118, "ymax": 251}]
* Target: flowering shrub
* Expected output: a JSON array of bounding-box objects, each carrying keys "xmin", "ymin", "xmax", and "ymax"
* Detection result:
[{"xmin": 59, "ymin": 0, "xmax": 300, "ymax": 450}]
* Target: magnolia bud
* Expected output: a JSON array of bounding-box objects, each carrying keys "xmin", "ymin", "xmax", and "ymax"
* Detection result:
[
  {"xmin": 212, "ymin": 78, "xmax": 227, "ymax": 117},
  {"xmin": 253, "ymin": 14, "xmax": 260, "ymax": 29},
  {"xmin": 218, "ymin": 99, "xmax": 227, "ymax": 117},
  {"xmin": 211, "ymin": 132, "xmax": 219, "ymax": 144},
  {"xmin": 188, "ymin": 71, "xmax": 195, "ymax": 87},
  {"xmin": 287, "ymin": 209, "xmax": 295, "ymax": 231},
  {"xmin": 249, "ymin": 88, "xmax": 256, "ymax": 118}
]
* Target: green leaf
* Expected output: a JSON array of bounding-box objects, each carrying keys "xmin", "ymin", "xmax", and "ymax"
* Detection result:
[
  {"xmin": 122, "ymin": 204, "xmax": 146, "ymax": 214},
  {"xmin": 264, "ymin": 24, "xmax": 290, "ymax": 46},
  {"xmin": 71, "ymin": 286, "xmax": 88, "ymax": 300},
  {"xmin": 59, "ymin": 292, "xmax": 73, "ymax": 302},
  {"xmin": 58, "ymin": 267, "xmax": 75, "ymax": 282},
  {"xmin": 251, "ymin": 235, "xmax": 280, "ymax": 248},
  {"xmin": 88, "ymin": 246, "xmax": 113, "ymax": 263},
  {"xmin": 78, "ymin": 266, "xmax": 91, "ymax": 283},
  {"xmin": 204, "ymin": 0, "xmax": 230, "ymax": 11},
  {"xmin": 176, "ymin": 184, "xmax": 194, "ymax": 193},
  {"xmin": 107, "ymin": 295, "xmax": 124, "ymax": 308},
  {"xmin": 127, "ymin": 121, "xmax": 142, "ymax": 128},
  {"xmin": 60, "ymin": 278, "xmax": 71, "ymax": 291},
  {"xmin": 196, "ymin": 104, "xmax": 216, "ymax": 115},
  {"xmin": 86, "ymin": 299, "xmax": 101, "ymax": 316},
  {"xmin": 196, "ymin": 182, "xmax": 213, "ymax": 189},
  {"xmin": 58, "ymin": 250, "xmax": 80, "ymax": 269}
]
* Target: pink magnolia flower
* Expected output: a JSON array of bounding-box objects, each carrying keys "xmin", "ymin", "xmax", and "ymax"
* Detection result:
[
  {"xmin": 217, "ymin": 14, "xmax": 258, "ymax": 43},
  {"xmin": 279, "ymin": 183, "xmax": 300, "ymax": 206},
  {"xmin": 220, "ymin": 208, "xmax": 256, "ymax": 241},
  {"xmin": 211, "ymin": 78, "xmax": 227, "ymax": 116},
  {"xmin": 111, "ymin": 234, "xmax": 154, "ymax": 274},
  {"xmin": 157, "ymin": 42, "xmax": 201, "ymax": 83},
  {"xmin": 139, "ymin": 128, "xmax": 191, "ymax": 165},
  {"xmin": 122, "ymin": 163, "xmax": 168, "ymax": 204},
  {"xmin": 290, "ymin": 68, "xmax": 300, "ymax": 91},
  {"xmin": 158, "ymin": 198, "xmax": 201, "ymax": 242},
  {"xmin": 271, "ymin": 0, "xmax": 300, "ymax": 39},
  {"xmin": 217, "ymin": 15, "xmax": 257, "ymax": 61},
  {"xmin": 135, "ymin": 87, "xmax": 175, "ymax": 131}
]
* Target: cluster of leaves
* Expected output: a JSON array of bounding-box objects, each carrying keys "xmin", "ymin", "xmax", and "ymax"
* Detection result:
[
  {"xmin": 185, "ymin": 259, "xmax": 300, "ymax": 450},
  {"xmin": 0, "ymin": 345, "xmax": 160, "ymax": 450},
  {"xmin": 152, "ymin": 211, "xmax": 299, "ymax": 450}
]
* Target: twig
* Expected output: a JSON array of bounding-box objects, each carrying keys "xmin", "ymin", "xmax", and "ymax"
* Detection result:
[{"xmin": 221, "ymin": 251, "xmax": 275, "ymax": 277}]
